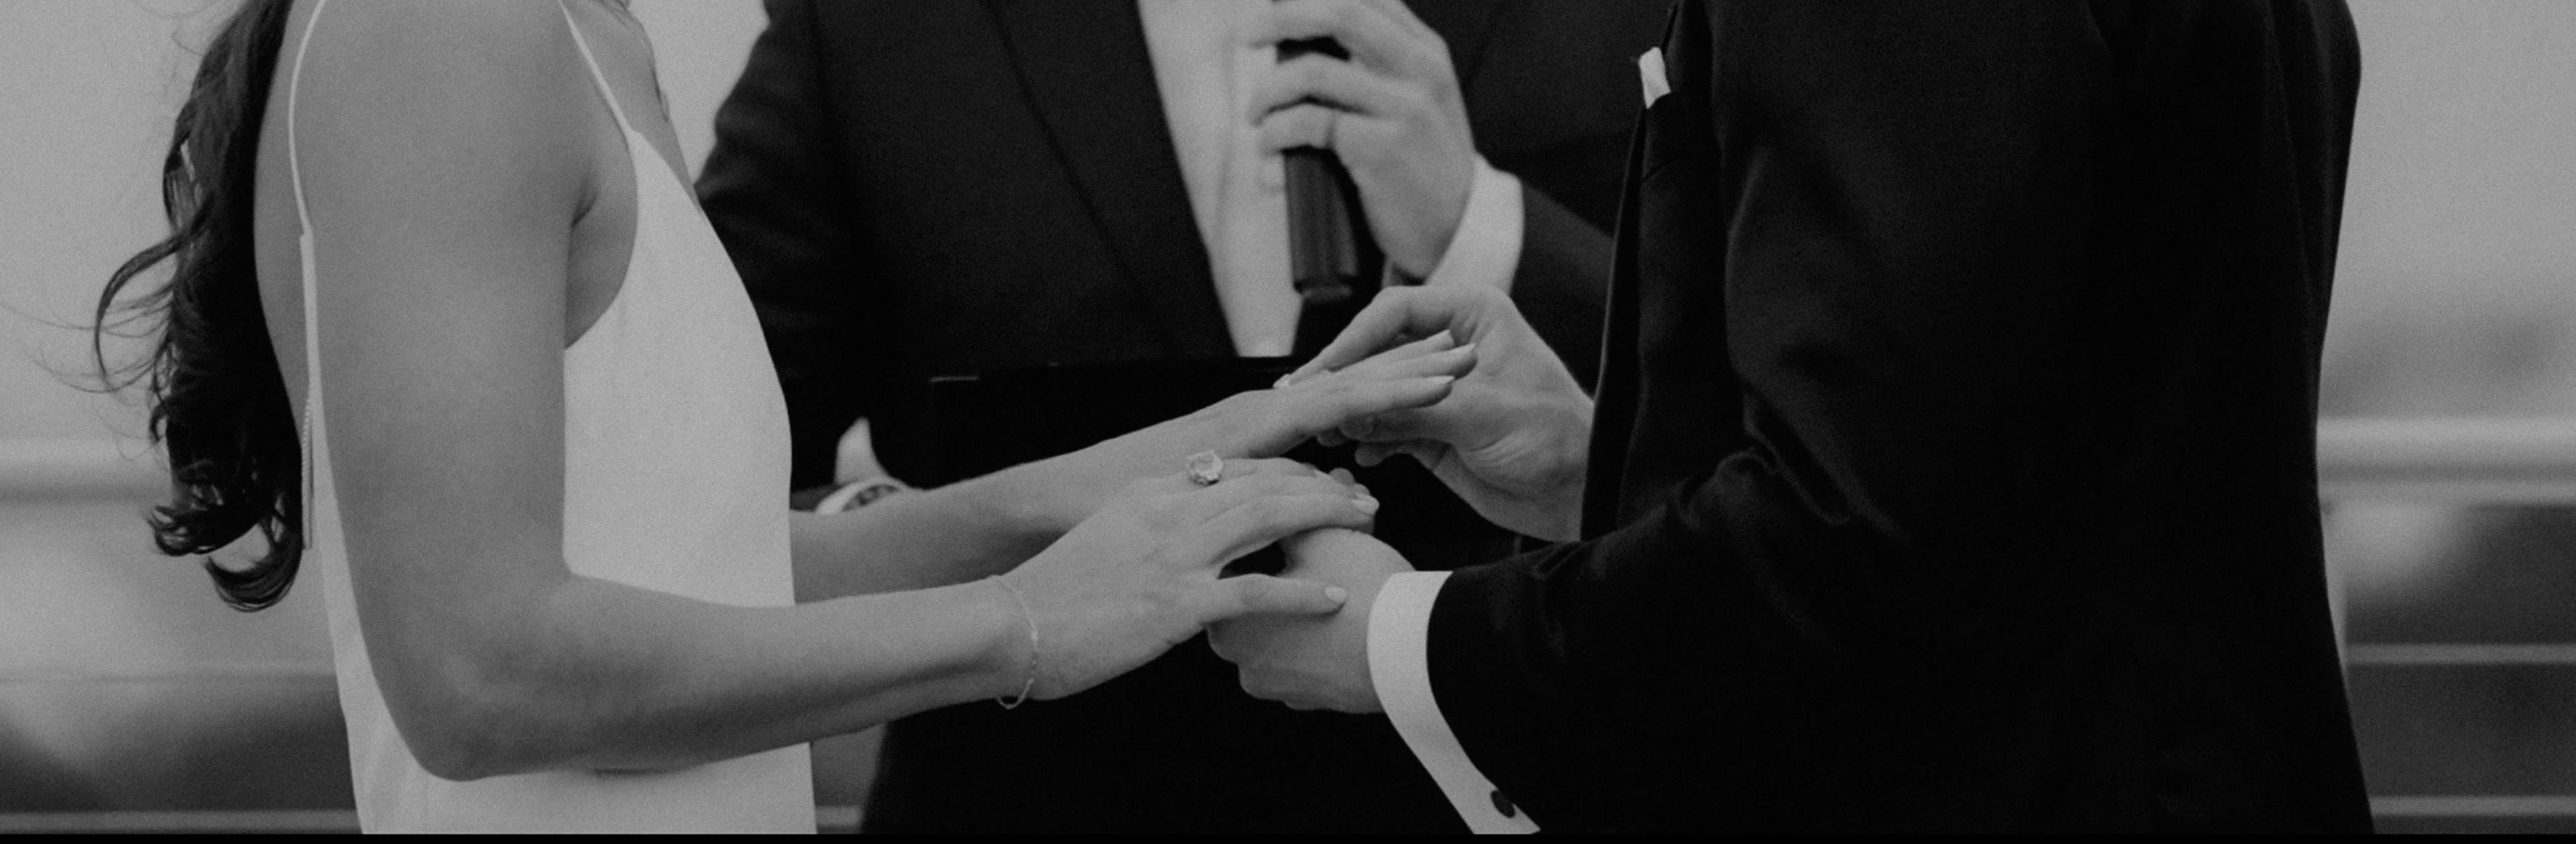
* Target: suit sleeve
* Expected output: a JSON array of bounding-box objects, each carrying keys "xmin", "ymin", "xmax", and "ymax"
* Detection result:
[
  {"xmin": 698, "ymin": 0, "xmax": 869, "ymax": 490},
  {"xmin": 1502, "ymin": 184, "xmax": 1615, "ymax": 393},
  {"xmin": 1421, "ymin": 0, "xmax": 2120, "ymax": 828}
]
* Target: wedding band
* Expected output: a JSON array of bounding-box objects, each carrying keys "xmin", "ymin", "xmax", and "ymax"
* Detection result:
[{"xmin": 1186, "ymin": 451, "xmax": 1225, "ymax": 487}]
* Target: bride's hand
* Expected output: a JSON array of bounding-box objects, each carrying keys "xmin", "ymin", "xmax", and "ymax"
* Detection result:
[
  {"xmin": 997, "ymin": 458, "xmax": 1380, "ymax": 700},
  {"xmin": 1002, "ymin": 338, "xmax": 1476, "ymax": 534}
]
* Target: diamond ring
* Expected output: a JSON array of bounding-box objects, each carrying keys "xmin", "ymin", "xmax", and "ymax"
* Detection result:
[{"xmin": 1185, "ymin": 451, "xmax": 1224, "ymax": 487}]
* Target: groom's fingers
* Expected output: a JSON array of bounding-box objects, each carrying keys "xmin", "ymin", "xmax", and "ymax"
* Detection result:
[
  {"xmin": 1338, "ymin": 380, "xmax": 1494, "ymax": 444},
  {"xmin": 1353, "ymin": 439, "xmax": 1438, "ymax": 469}
]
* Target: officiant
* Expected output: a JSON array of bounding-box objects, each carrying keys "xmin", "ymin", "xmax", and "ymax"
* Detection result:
[{"xmin": 695, "ymin": 0, "xmax": 1664, "ymax": 832}]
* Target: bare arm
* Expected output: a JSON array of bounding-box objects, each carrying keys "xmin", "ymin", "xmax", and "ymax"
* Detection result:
[{"xmin": 288, "ymin": 1, "xmax": 1368, "ymax": 781}]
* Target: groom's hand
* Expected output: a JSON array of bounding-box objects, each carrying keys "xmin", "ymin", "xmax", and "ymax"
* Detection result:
[
  {"xmin": 1288, "ymin": 286, "xmax": 1592, "ymax": 541},
  {"xmin": 1207, "ymin": 528, "xmax": 1412, "ymax": 713},
  {"xmin": 1000, "ymin": 340, "xmax": 1473, "ymax": 535}
]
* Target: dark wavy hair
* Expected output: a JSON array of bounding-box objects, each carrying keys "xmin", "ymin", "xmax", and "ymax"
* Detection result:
[{"xmin": 94, "ymin": 0, "xmax": 302, "ymax": 611}]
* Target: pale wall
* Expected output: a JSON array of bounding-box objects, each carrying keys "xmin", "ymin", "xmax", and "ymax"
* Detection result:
[{"xmin": 0, "ymin": 0, "xmax": 762, "ymax": 448}]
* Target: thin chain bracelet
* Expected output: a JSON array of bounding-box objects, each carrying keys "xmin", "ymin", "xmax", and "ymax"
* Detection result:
[{"xmin": 986, "ymin": 575, "xmax": 1040, "ymax": 709}]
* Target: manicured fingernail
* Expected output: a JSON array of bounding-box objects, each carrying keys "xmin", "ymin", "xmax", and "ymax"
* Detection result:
[
  {"xmin": 1352, "ymin": 495, "xmax": 1381, "ymax": 515},
  {"xmin": 1324, "ymin": 587, "xmax": 1350, "ymax": 603},
  {"xmin": 1423, "ymin": 376, "xmax": 1454, "ymax": 386},
  {"xmin": 1453, "ymin": 343, "xmax": 1477, "ymax": 356},
  {"xmin": 1275, "ymin": 372, "xmax": 1300, "ymax": 389}
]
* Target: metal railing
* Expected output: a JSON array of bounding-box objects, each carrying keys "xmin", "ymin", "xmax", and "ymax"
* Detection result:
[
  {"xmin": 17, "ymin": 418, "xmax": 2574, "ymax": 501},
  {"xmin": 6, "ymin": 419, "xmax": 2574, "ymax": 830},
  {"xmin": 0, "ymin": 806, "xmax": 864, "ymax": 835}
]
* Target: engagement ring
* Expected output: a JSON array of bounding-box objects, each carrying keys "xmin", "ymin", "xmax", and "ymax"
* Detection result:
[{"xmin": 1185, "ymin": 451, "xmax": 1224, "ymax": 487}]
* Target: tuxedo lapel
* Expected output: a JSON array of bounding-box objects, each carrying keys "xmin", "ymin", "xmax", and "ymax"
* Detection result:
[
  {"xmin": 1582, "ymin": 2, "xmax": 1691, "ymax": 538},
  {"xmin": 986, "ymin": 0, "xmax": 1235, "ymax": 359}
]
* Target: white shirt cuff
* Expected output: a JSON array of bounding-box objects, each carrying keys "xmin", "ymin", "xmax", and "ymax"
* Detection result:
[
  {"xmin": 1391, "ymin": 157, "xmax": 1525, "ymax": 294},
  {"xmin": 1369, "ymin": 570, "xmax": 1540, "ymax": 833}
]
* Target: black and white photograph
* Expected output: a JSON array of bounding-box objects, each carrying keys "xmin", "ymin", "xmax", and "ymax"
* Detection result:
[{"xmin": 0, "ymin": 0, "xmax": 2571, "ymax": 833}]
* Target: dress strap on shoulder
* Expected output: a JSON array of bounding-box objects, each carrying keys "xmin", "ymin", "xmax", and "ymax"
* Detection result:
[
  {"xmin": 285, "ymin": 0, "xmax": 334, "ymax": 538},
  {"xmin": 558, "ymin": 1, "xmax": 642, "ymax": 137},
  {"xmin": 284, "ymin": 0, "xmax": 330, "ymax": 266}
]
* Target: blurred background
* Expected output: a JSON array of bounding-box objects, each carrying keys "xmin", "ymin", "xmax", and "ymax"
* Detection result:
[{"xmin": 2, "ymin": 0, "xmax": 2571, "ymax": 833}]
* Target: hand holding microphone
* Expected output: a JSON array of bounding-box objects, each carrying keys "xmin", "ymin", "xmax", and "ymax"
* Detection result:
[{"xmin": 1252, "ymin": 0, "xmax": 1482, "ymax": 284}]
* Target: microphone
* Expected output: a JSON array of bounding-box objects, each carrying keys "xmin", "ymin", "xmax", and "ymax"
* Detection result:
[{"xmin": 1277, "ymin": 38, "xmax": 1382, "ymax": 315}]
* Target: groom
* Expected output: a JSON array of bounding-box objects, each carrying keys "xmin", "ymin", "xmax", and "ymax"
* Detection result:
[{"xmin": 1215, "ymin": 0, "xmax": 2374, "ymax": 832}]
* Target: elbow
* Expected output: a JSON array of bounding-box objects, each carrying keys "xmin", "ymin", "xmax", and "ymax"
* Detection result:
[
  {"xmin": 383, "ymin": 660, "xmax": 578, "ymax": 782},
  {"xmin": 398, "ymin": 700, "xmax": 546, "ymax": 783},
  {"xmin": 409, "ymin": 733, "xmax": 506, "ymax": 783}
]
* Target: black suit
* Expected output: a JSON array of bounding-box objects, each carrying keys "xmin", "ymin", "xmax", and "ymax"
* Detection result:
[
  {"xmin": 1425, "ymin": 0, "xmax": 2372, "ymax": 832},
  {"xmin": 697, "ymin": 0, "xmax": 1664, "ymax": 831}
]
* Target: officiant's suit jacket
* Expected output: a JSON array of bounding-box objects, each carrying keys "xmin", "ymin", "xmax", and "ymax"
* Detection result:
[
  {"xmin": 1422, "ymin": 0, "xmax": 2372, "ymax": 831},
  {"xmin": 696, "ymin": 0, "xmax": 1664, "ymax": 832}
]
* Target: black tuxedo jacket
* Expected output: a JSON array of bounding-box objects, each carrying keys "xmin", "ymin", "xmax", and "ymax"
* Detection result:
[
  {"xmin": 696, "ymin": 0, "xmax": 1664, "ymax": 832},
  {"xmin": 1426, "ymin": 0, "xmax": 2373, "ymax": 832}
]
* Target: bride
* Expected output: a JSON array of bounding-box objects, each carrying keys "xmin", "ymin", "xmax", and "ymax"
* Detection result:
[{"xmin": 92, "ymin": 0, "xmax": 1471, "ymax": 832}]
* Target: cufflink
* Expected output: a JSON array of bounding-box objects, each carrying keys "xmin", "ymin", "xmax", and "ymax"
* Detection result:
[{"xmin": 1490, "ymin": 789, "xmax": 1517, "ymax": 819}]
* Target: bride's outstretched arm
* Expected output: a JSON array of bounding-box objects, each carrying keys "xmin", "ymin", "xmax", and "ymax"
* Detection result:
[
  {"xmin": 287, "ymin": 2, "xmax": 1372, "ymax": 782},
  {"xmin": 784, "ymin": 350, "xmax": 1474, "ymax": 599}
]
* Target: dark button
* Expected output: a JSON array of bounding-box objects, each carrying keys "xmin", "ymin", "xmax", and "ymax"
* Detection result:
[{"xmin": 1490, "ymin": 789, "xmax": 1517, "ymax": 818}]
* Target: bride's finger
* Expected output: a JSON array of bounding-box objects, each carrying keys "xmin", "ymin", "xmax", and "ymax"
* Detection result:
[
  {"xmin": 1333, "ymin": 330, "xmax": 1457, "ymax": 376},
  {"xmin": 1183, "ymin": 574, "xmax": 1348, "ymax": 626},
  {"xmin": 1218, "ymin": 457, "xmax": 1326, "ymax": 483},
  {"xmin": 1173, "ymin": 490, "xmax": 1379, "ymax": 567},
  {"xmin": 1128, "ymin": 457, "xmax": 1321, "ymax": 498},
  {"xmin": 1278, "ymin": 330, "xmax": 1453, "ymax": 389},
  {"xmin": 1267, "ymin": 374, "xmax": 1457, "ymax": 443},
  {"xmin": 1285, "ymin": 286, "xmax": 1485, "ymax": 385},
  {"xmin": 1170, "ymin": 472, "xmax": 1371, "ymax": 527},
  {"xmin": 1348, "ymin": 343, "xmax": 1476, "ymax": 383}
]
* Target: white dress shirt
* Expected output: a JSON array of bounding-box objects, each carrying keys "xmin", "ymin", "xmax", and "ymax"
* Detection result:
[
  {"xmin": 1138, "ymin": 0, "xmax": 1524, "ymax": 357},
  {"xmin": 1352, "ymin": 48, "xmax": 1678, "ymax": 835},
  {"xmin": 1137, "ymin": 1, "xmax": 1536, "ymax": 831}
]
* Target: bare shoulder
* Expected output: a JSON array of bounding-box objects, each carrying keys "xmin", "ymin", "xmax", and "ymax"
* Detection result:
[
  {"xmin": 295, "ymin": 0, "xmax": 582, "ymax": 63},
  {"xmin": 282, "ymin": 0, "xmax": 600, "ymax": 213},
  {"xmin": 284, "ymin": 0, "xmax": 598, "ymax": 146}
]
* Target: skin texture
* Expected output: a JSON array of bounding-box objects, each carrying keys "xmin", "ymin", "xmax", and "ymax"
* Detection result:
[
  {"xmin": 1306, "ymin": 286, "xmax": 1593, "ymax": 542},
  {"xmin": 246, "ymin": 0, "xmax": 1454, "ymax": 781},
  {"xmin": 1247, "ymin": 0, "xmax": 1480, "ymax": 278},
  {"xmin": 1216, "ymin": 285, "xmax": 1593, "ymax": 713},
  {"xmin": 1207, "ymin": 527, "xmax": 1409, "ymax": 713}
]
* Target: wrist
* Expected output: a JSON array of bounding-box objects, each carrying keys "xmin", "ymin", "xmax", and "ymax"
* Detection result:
[
  {"xmin": 1395, "ymin": 170, "xmax": 1474, "ymax": 279},
  {"xmin": 947, "ymin": 467, "xmax": 1068, "ymax": 554},
  {"xmin": 969, "ymin": 575, "xmax": 1043, "ymax": 703}
]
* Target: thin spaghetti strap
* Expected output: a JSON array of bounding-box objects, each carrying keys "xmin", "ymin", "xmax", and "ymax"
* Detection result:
[
  {"xmin": 286, "ymin": 0, "xmax": 330, "ymax": 367},
  {"xmin": 558, "ymin": 1, "xmax": 642, "ymax": 137},
  {"xmin": 287, "ymin": 0, "xmax": 332, "ymax": 538}
]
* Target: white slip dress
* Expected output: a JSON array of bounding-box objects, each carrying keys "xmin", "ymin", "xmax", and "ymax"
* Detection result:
[{"xmin": 283, "ymin": 1, "xmax": 813, "ymax": 832}]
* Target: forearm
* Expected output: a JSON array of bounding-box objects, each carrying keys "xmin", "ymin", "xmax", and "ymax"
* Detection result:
[
  {"xmin": 789, "ymin": 473, "xmax": 1054, "ymax": 599},
  {"xmin": 396, "ymin": 574, "xmax": 1023, "ymax": 780}
]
